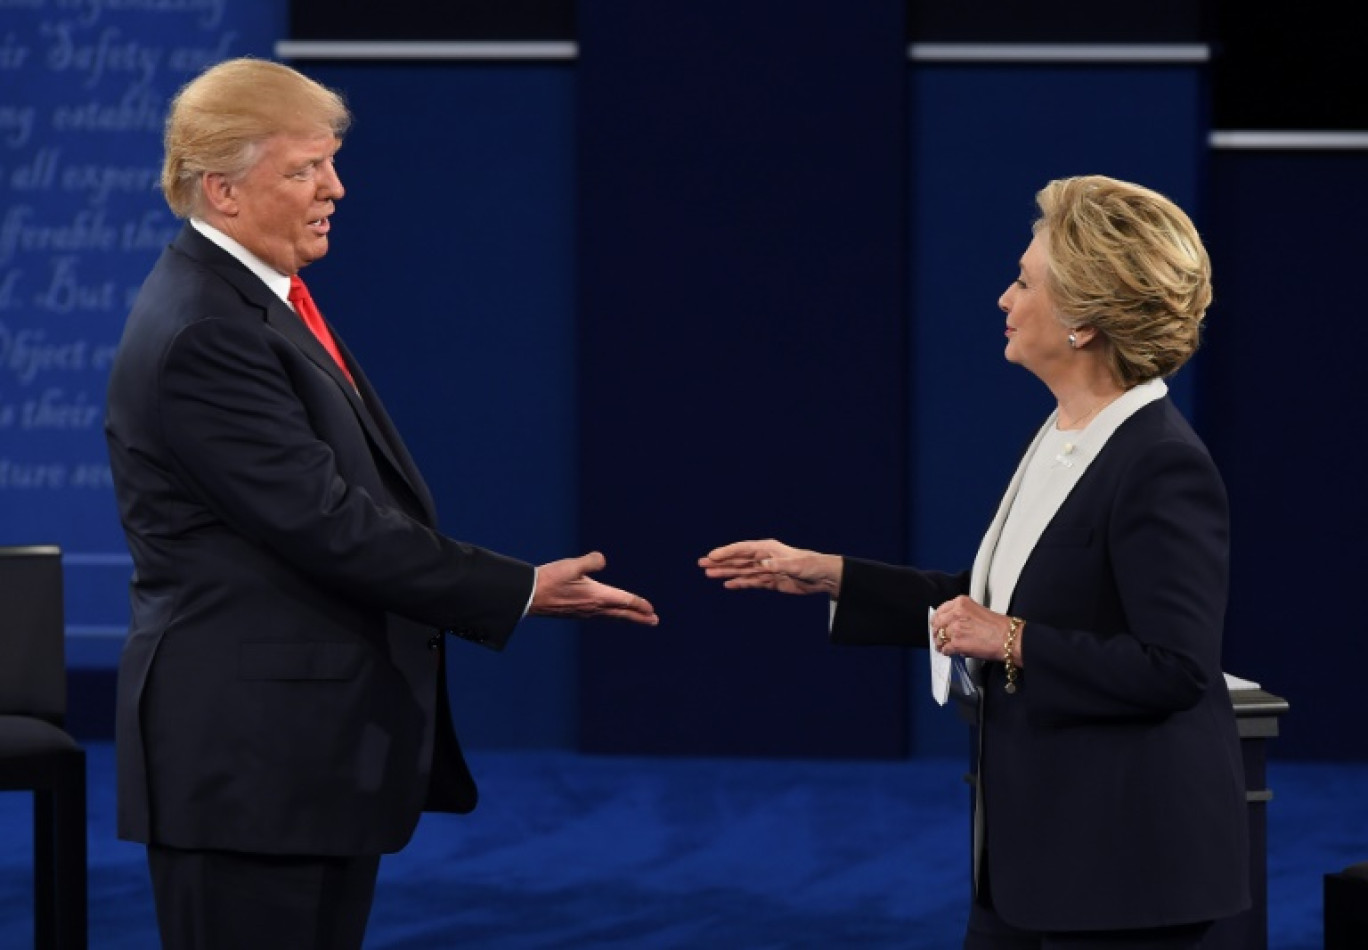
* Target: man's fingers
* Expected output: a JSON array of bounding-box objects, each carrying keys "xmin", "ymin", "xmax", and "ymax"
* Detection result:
[
  {"xmin": 577, "ymin": 550, "xmax": 607, "ymax": 574},
  {"xmin": 597, "ymin": 591, "xmax": 659, "ymax": 625}
]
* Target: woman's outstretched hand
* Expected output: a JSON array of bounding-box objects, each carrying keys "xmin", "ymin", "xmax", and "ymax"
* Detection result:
[{"xmin": 698, "ymin": 539, "xmax": 843, "ymax": 597}]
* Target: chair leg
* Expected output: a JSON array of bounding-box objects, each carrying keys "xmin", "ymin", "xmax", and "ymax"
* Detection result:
[
  {"xmin": 55, "ymin": 749, "xmax": 88, "ymax": 950},
  {"xmin": 34, "ymin": 786, "xmax": 55, "ymax": 950},
  {"xmin": 31, "ymin": 750, "xmax": 88, "ymax": 950}
]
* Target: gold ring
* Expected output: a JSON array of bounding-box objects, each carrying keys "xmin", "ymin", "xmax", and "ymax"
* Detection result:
[{"xmin": 936, "ymin": 628, "xmax": 948, "ymax": 645}]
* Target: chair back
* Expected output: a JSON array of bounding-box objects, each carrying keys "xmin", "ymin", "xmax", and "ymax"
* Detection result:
[{"xmin": 0, "ymin": 545, "xmax": 65, "ymax": 724}]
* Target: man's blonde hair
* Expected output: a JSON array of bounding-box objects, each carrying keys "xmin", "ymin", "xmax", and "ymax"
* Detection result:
[{"xmin": 161, "ymin": 57, "xmax": 351, "ymax": 219}]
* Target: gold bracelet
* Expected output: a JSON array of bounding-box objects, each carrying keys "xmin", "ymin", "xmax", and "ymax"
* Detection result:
[{"xmin": 1003, "ymin": 616, "xmax": 1023, "ymax": 694}]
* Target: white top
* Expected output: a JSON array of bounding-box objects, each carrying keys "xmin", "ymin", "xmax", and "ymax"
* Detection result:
[
  {"xmin": 985, "ymin": 424, "xmax": 1078, "ymax": 611},
  {"xmin": 971, "ymin": 378, "xmax": 1168, "ymax": 616}
]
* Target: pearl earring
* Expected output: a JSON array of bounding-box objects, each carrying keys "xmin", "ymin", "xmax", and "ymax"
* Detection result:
[{"xmin": 1068, "ymin": 333, "xmax": 1078, "ymax": 348}]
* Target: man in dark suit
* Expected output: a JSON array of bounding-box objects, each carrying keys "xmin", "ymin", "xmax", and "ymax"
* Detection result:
[{"xmin": 104, "ymin": 57, "xmax": 658, "ymax": 950}]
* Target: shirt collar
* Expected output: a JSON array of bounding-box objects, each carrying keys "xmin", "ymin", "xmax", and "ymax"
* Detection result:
[{"xmin": 189, "ymin": 218, "xmax": 293, "ymax": 305}]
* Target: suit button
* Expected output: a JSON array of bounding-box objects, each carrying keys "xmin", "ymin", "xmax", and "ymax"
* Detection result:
[{"xmin": 427, "ymin": 635, "xmax": 441, "ymax": 650}]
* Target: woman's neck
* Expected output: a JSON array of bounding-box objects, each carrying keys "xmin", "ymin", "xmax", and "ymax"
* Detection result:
[{"xmin": 1054, "ymin": 380, "xmax": 1127, "ymax": 430}]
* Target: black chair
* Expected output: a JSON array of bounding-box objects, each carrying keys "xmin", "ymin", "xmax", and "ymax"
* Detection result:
[
  {"xmin": 0, "ymin": 545, "xmax": 87, "ymax": 949},
  {"xmin": 1326, "ymin": 862, "xmax": 1368, "ymax": 949}
]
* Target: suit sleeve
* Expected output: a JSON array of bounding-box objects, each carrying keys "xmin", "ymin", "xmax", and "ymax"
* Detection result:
[
  {"xmin": 155, "ymin": 314, "xmax": 534, "ymax": 642},
  {"xmin": 832, "ymin": 557, "xmax": 968, "ymax": 646}
]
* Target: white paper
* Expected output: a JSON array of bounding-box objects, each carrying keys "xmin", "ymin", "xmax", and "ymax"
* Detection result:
[
  {"xmin": 929, "ymin": 607, "xmax": 951, "ymax": 705},
  {"xmin": 1223, "ymin": 672, "xmax": 1261, "ymax": 691}
]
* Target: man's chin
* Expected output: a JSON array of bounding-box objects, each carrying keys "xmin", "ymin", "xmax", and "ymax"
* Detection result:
[{"xmin": 302, "ymin": 238, "xmax": 331, "ymax": 266}]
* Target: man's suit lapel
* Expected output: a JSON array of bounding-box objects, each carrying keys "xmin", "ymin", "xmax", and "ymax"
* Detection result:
[
  {"xmin": 329, "ymin": 332, "xmax": 439, "ymax": 521},
  {"xmin": 170, "ymin": 225, "xmax": 439, "ymax": 524}
]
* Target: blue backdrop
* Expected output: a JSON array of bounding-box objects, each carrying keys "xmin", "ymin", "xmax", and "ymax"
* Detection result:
[
  {"xmin": 4, "ymin": 1, "xmax": 1363, "ymax": 761},
  {"xmin": 1, "ymin": 0, "xmax": 285, "ymax": 663}
]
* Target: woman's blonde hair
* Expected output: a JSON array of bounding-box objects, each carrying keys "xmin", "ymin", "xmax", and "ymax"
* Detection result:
[
  {"xmin": 1034, "ymin": 175, "xmax": 1212, "ymax": 387},
  {"xmin": 161, "ymin": 57, "xmax": 351, "ymax": 219}
]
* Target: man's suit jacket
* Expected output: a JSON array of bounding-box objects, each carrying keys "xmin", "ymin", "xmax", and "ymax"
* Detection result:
[
  {"xmin": 104, "ymin": 224, "xmax": 536, "ymax": 857},
  {"xmin": 832, "ymin": 397, "xmax": 1251, "ymax": 931}
]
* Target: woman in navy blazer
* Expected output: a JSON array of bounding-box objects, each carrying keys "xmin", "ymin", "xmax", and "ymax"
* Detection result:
[
  {"xmin": 700, "ymin": 176, "xmax": 1249, "ymax": 948},
  {"xmin": 105, "ymin": 58, "xmax": 656, "ymax": 950}
]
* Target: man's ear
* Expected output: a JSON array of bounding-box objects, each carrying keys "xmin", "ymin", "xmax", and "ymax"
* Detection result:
[{"xmin": 202, "ymin": 173, "xmax": 237, "ymax": 216}]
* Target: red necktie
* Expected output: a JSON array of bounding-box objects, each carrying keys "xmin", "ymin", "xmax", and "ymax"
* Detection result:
[{"xmin": 288, "ymin": 275, "xmax": 355, "ymax": 385}]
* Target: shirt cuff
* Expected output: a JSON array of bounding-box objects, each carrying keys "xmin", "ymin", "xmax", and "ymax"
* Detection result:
[{"xmin": 521, "ymin": 566, "xmax": 537, "ymax": 619}]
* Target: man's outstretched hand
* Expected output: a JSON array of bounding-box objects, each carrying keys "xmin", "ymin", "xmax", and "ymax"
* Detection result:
[{"xmin": 530, "ymin": 551, "xmax": 659, "ymax": 625}]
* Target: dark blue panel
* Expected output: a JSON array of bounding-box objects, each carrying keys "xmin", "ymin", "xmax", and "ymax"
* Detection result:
[
  {"xmin": 577, "ymin": 1, "xmax": 910, "ymax": 758},
  {"xmin": 910, "ymin": 0, "xmax": 1203, "ymax": 42},
  {"xmin": 0, "ymin": 4, "xmax": 284, "ymax": 665},
  {"xmin": 1210, "ymin": 0, "xmax": 1367, "ymax": 130},
  {"xmin": 1202, "ymin": 150, "xmax": 1368, "ymax": 760},
  {"xmin": 290, "ymin": 1, "xmax": 574, "ymax": 41},
  {"xmin": 302, "ymin": 64, "xmax": 578, "ymax": 748},
  {"xmin": 907, "ymin": 64, "xmax": 1207, "ymax": 755}
]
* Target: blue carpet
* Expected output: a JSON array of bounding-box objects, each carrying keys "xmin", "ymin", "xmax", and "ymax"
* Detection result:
[{"xmin": 1, "ymin": 742, "xmax": 1362, "ymax": 948}]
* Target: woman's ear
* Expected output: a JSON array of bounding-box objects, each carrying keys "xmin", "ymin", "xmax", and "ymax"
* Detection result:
[{"xmin": 1070, "ymin": 325, "xmax": 1099, "ymax": 349}]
